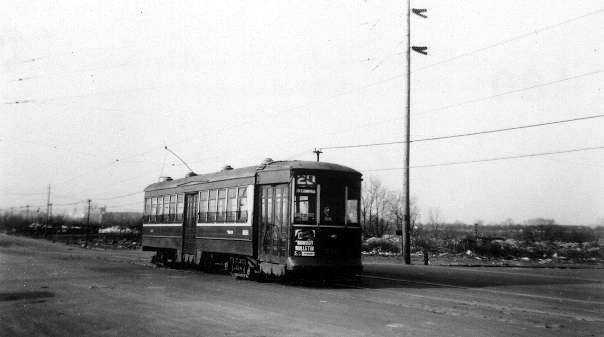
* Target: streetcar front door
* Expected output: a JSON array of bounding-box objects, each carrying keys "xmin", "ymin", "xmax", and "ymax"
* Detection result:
[
  {"xmin": 258, "ymin": 184, "xmax": 289, "ymax": 263},
  {"xmin": 182, "ymin": 193, "xmax": 198, "ymax": 262}
]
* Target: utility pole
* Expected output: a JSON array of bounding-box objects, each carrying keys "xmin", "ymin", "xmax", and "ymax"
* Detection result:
[
  {"xmin": 44, "ymin": 185, "xmax": 51, "ymax": 237},
  {"xmin": 84, "ymin": 199, "xmax": 91, "ymax": 248},
  {"xmin": 313, "ymin": 148, "xmax": 323, "ymax": 162},
  {"xmin": 402, "ymin": 0, "xmax": 412, "ymax": 265},
  {"xmin": 25, "ymin": 205, "xmax": 30, "ymax": 222},
  {"xmin": 403, "ymin": 2, "xmax": 429, "ymax": 264}
]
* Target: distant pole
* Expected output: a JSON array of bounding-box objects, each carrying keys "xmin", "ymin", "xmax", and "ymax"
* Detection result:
[
  {"xmin": 313, "ymin": 148, "xmax": 323, "ymax": 162},
  {"xmin": 25, "ymin": 205, "xmax": 30, "ymax": 222},
  {"xmin": 44, "ymin": 185, "xmax": 51, "ymax": 237},
  {"xmin": 84, "ymin": 199, "xmax": 91, "ymax": 248},
  {"xmin": 402, "ymin": 0, "xmax": 412, "ymax": 264}
]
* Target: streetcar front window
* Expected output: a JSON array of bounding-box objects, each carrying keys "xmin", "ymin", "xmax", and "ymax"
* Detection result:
[
  {"xmin": 294, "ymin": 194, "xmax": 316, "ymax": 223},
  {"xmin": 294, "ymin": 175, "xmax": 317, "ymax": 224},
  {"xmin": 319, "ymin": 181, "xmax": 344, "ymax": 225},
  {"xmin": 346, "ymin": 186, "xmax": 360, "ymax": 225}
]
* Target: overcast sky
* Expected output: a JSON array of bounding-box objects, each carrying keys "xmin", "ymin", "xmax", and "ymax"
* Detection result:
[{"xmin": 2, "ymin": 0, "xmax": 603, "ymax": 225}]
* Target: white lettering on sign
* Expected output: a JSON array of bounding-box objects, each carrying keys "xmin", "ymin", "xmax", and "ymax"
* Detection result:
[
  {"xmin": 295, "ymin": 245, "xmax": 314, "ymax": 252},
  {"xmin": 296, "ymin": 175, "xmax": 316, "ymax": 187},
  {"xmin": 294, "ymin": 229, "xmax": 315, "ymax": 257},
  {"xmin": 226, "ymin": 230, "xmax": 234, "ymax": 235},
  {"xmin": 242, "ymin": 229, "xmax": 249, "ymax": 236}
]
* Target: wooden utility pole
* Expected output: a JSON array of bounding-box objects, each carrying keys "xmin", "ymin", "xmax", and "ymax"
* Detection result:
[
  {"xmin": 402, "ymin": 0, "xmax": 412, "ymax": 264},
  {"xmin": 402, "ymin": 1, "xmax": 429, "ymax": 265}
]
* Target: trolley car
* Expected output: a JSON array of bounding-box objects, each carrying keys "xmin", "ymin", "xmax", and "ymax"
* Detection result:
[{"xmin": 142, "ymin": 159, "xmax": 362, "ymax": 279}]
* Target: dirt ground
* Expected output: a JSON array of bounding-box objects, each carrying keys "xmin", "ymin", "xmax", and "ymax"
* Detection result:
[{"xmin": 1, "ymin": 234, "xmax": 602, "ymax": 337}]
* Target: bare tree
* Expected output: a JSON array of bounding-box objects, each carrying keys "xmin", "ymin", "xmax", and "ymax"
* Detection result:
[
  {"xmin": 385, "ymin": 191, "xmax": 419, "ymax": 237},
  {"xmin": 427, "ymin": 207, "xmax": 443, "ymax": 240},
  {"xmin": 361, "ymin": 178, "xmax": 393, "ymax": 238}
]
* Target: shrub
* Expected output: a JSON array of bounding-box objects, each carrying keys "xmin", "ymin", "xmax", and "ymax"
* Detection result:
[{"xmin": 363, "ymin": 237, "xmax": 401, "ymax": 254}]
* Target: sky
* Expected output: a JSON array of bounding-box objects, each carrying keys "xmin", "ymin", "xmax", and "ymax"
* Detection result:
[{"xmin": 1, "ymin": 0, "xmax": 603, "ymax": 225}]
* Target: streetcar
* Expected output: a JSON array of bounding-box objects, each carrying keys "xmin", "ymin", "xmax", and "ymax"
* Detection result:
[{"xmin": 142, "ymin": 159, "xmax": 362, "ymax": 279}]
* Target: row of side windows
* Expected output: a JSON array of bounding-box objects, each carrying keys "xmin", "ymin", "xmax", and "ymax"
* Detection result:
[
  {"xmin": 144, "ymin": 186, "xmax": 249, "ymax": 224},
  {"xmin": 199, "ymin": 186, "xmax": 248, "ymax": 223},
  {"xmin": 144, "ymin": 194, "xmax": 184, "ymax": 223}
]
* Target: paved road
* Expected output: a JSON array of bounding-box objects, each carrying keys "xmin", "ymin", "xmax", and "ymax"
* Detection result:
[{"xmin": 1, "ymin": 234, "xmax": 602, "ymax": 337}]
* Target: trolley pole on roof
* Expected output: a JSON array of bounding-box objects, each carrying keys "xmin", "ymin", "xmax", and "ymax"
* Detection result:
[{"xmin": 313, "ymin": 148, "xmax": 323, "ymax": 162}]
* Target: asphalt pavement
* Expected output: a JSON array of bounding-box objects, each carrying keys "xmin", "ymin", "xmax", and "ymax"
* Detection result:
[{"xmin": 1, "ymin": 234, "xmax": 602, "ymax": 337}]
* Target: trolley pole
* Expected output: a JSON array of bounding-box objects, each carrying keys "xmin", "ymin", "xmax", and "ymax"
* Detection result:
[
  {"xmin": 84, "ymin": 199, "xmax": 91, "ymax": 248},
  {"xmin": 313, "ymin": 148, "xmax": 323, "ymax": 162},
  {"xmin": 402, "ymin": 0, "xmax": 412, "ymax": 265}
]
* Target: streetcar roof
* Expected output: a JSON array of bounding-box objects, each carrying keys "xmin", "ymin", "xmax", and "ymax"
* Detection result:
[{"xmin": 144, "ymin": 160, "xmax": 360, "ymax": 192}]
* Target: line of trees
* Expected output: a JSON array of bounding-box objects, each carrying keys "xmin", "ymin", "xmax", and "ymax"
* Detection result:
[
  {"xmin": 0, "ymin": 211, "xmax": 143, "ymax": 237},
  {"xmin": 360, "ymin": 178, "xmax": 420, "ymax": 238},
  {"xmin": 359, "ymin": 177, "xmax": 604, "ymax": 258}
]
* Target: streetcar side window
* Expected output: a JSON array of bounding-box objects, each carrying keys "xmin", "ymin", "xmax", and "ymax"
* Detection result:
[
  {"xmin": 158, "ymin": 197, "xmax": 164, "ymax": 222},
  {"xmin": 176, "ymin": 194, "xmax": 184, "ymax": 222},
  {"xmin": 163, "ymin": 195, "xmax": 170, "ymax": 223},
  {"xmin": 198, "ymin": 190, "xmax": 209, "ymax": 223},
  {"xmin": 144, "ymin": 198, "xmax": 151, "ymax": 222},
  {"xmin": 227, "ymin": 188, "xmax": 237, "ymax": 222},
  {"xmin": 156, "ymin": 196, "xmax": 163, "ymax": 223},
  {"xmin": 217, "ymin": 189, "xmax": 227, "ymax": 222},
  {"xmin": 150, "ymin": 197, "xmax": 157, "ymax": 223},
  {"xmin": 169, "ymin": 194, "xmax": 176, "ymax": 222},
  {"xmin": 208, "ymin": 190, "xmax": 218, "ymax": 222},
  {"xmin": 237, "ymin": 186, "xmax": 248, "ymax": 222}
]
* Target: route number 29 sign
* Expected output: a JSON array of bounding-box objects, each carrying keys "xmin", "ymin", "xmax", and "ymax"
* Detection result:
[{"xmin": 296, "ymin": 175, "xmax": 316, "ymax": 187}]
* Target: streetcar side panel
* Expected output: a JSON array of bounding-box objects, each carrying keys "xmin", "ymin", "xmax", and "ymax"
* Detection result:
[
  {"xmin": 142, "ymin": 192, "xmax": 184, "ymax": 253},
  {"xmin": 195, "ymin": 184, "xmax": 255, "ymax": 257}
]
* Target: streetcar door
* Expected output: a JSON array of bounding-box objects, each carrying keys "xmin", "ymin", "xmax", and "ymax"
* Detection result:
[
  {"xmin": 258, "ymin": 184, "xmax": 289, "ymax": 263},
  {"xmin": 182, "ymin": 193, "xmax": 198, "ymax": 259}
]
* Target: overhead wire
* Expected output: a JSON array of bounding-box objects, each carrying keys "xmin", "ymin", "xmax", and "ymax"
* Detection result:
[
  {"xmin": 415, "ymin": 69, "xmax": 604, "ymax": 117},
  {"xmin": 5, "ymin": 5, "xmax": 604, "ymax": 214},
  {"xmin": 413, "ymin": 7, "xmax": 604, "ymax": 73},
  {"xmin": 366, "ymin": 145, "xmax": 604, "ymax": 171},
  {"xmin": 320, "ymin": 113, "xmax": 604, "ymax": 150}
]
